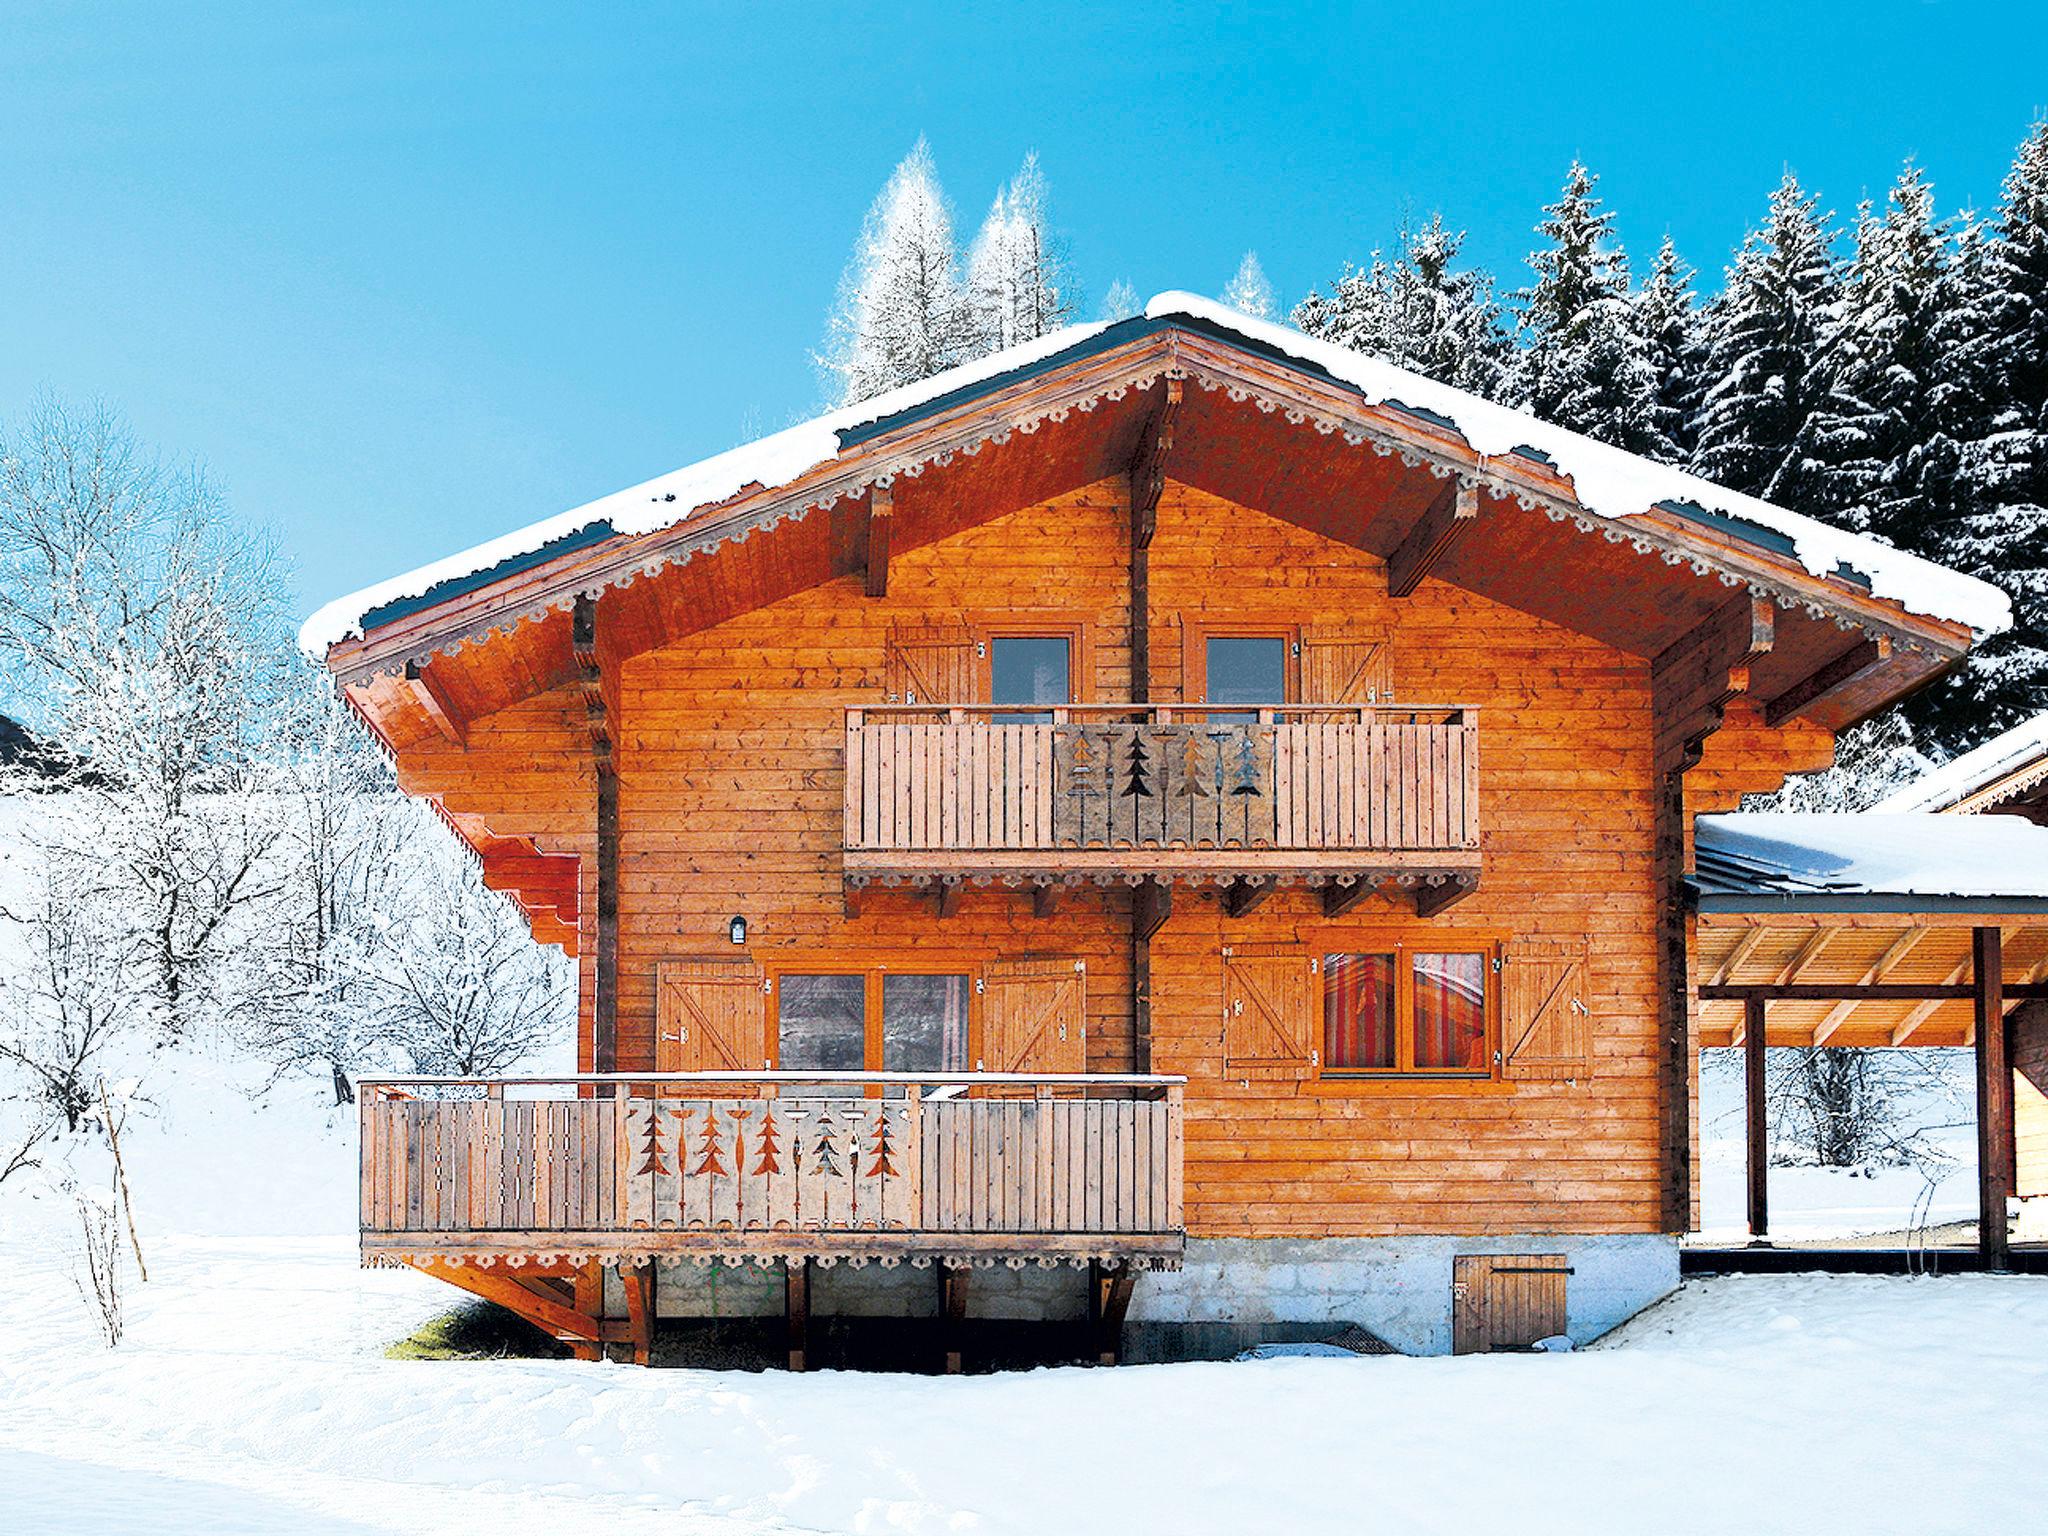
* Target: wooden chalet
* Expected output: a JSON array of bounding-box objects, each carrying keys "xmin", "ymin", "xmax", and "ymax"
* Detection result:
[{"xmin": 308, "ymin": 294, "xmax": 2016, "ymax": 1362}]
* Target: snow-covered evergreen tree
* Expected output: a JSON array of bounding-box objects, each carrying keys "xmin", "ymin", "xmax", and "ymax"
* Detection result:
[
  {"xmin": 1633, "ymin": 236, "xmax": 1705, "ymax": 464},
  {"xmin": 1514, "ymin": 161, "xmax": 1671, "ymax": 456},
  {"xmin": 1099, "ymin": 278, "xmax": 1140, "ymax": 321},
  {"xmin": 1912, "ymin": 121, "xmax": 2048, "ymax": 744},
  {"xmin": 1689, "ymin": 173, "xmax": 1851, "ymax": 517},
  {"xmin": 965, "ymin": 152, "xmax": 1075, "ymax": 353},
  {"xmin": 820, "ymin": 139, "xmax": 973, "ymax": 406},
  {"xmin": 1293, "ymin": 214, "xmax": 1513, "ymax": 399},
  {"xmin": 1221, "ymin": 251, "xmax": 1275, "ymax": 319}
]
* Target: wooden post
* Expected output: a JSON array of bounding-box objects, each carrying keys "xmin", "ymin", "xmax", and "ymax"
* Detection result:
[
  {"xmin": 938, "ymin": 1263, "xmax": 968, "ymax": 1374},
  {"xmin": 786, "ymin": 1258, "xmax": 811, "ymax": 1372},
  {"xmin": 1088, "ymin": 1259, "xmax": 1137, "ymax": 1366},
  {"xmin": 1744, "ymin": 995, "xmax": 1769, "ymax": 1244},
  {"xmin": 574, "ymin": 595, "xmax": 620, "ymax": 1075},
  {"xmin": 1975, "ymin": 925, "xmax": 2013, "ymax": 1269},
  {"xmin": 623, "ymin": 1262, "xmax": 654, "ymax": 1366}
]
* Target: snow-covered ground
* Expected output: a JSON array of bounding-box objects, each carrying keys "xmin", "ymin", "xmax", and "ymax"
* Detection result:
[{"xmin": 3, "ymin": 1058, "xmax": 2045, "ymax": 1534}]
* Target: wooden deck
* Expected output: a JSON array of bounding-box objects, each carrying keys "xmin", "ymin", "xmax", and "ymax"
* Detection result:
[
  {"xmin": 843, "ymin": 703, "xmax": 1481, "ymax": 887},
  {"xmin": 359, "ymin": 1072, "xmax": 1186, "ymax": 1269}
]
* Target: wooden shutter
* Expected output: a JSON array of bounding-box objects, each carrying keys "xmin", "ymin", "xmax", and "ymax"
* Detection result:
[
  {"xmin": 1500, "ymin": 938, "xmax": 1591, "ymax": 1081},
  {"xmin": 885, "ymin": 623, "xmax": 977, "ymax": 705},
  {"xmin": 982, "ymin": 957, "xmax": 1087, "ymax": 1075},
  {"xmin": 1221, "ymin": 946, "xmax": 1317, "ymax": 1079},
  {"xmin": 656, "ymin": 958, "xmax": 765, "ymax": 1087},
  {"xmin": 1299, "ymin": 630, "xmax": 1393, "ymax": 705}
]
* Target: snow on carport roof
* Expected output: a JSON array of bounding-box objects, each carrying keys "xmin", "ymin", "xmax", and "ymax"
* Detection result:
[
  {"xmin": 1693, "ymin": 811, "xmax": 2048, "ymax": 912},
  {"xmin": 1871, "ymin": 711, "xmax": 2048, "ymax": 814},
  {"xmin": 298, "ymin": 293, "xmax": 2015, "ymax": 656}
]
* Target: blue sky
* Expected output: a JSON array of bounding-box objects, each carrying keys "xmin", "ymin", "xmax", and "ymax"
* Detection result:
[{"xmin": 3, "ymin": 1, "xmax": 2044, "ymax": 616}]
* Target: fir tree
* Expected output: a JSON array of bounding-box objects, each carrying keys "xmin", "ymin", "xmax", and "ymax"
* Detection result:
[
  {"xmin": 1688, "ymin": 172, "xmax": 1851, "ymax": 517},
  {"xmin": 965, "ymin": 152, "xmax": 1076, "ymax": 353},
  {"xmin": 820, "ymin": 139, "xmax": 973, "ymax": 406},
  {"xmin": 1632, "ymin": 236, "xmax": 1704, "ymax": 464},
  {"xmin": 1221, "ymin": 251, "xmax": 1275, "ymax": 319},
  {"xmin": 1293, "ymin": 214, "xmax": 1513, "ymax": 400},
  {"xmin": 1514, "ymin": 161, "xmax": 1670, "ymax": 456}
]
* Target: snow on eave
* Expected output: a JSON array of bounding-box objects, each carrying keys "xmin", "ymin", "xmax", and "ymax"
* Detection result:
[
  {"xmin": 299, "ymin": 293, "xmax": 2013, "ymax": 658},
  {"xmin": 1141, "ymin": 293, "xmax": 2012, "ymax": 642},
  {"xmin": 1695, "ymin": 811, "xmax": 2048, "ymax": 902},
  {"xmin": 1871, "ymin": 711, "xmax": 2048, "ymax": 814}
]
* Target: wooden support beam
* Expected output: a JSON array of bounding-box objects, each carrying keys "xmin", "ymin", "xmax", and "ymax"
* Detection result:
[
  {"xmin": 1745, "ymin": 995, "xmax": 1769, "ymax": 1242},
  {"xmin": 935, "ymin": 878, "xmax": 962, "ymax": 920},
  {"xmin": 1704, "ymin": 982, "xmax": 2048, "ymax": 1003},
  {"xmin": 403, "ymin": 660, "xmax": 467, "ymax": 746},
  {"xmin": 1893, "ymin": 956, "xmax": 1975, "ymax": 1044},
  {"xmin": 1088, "ymin": 1260, "xmax": 1138, "ymax": 1367},
  {"xmin": 574, "ymin": 595, "xmax": 619, "ymax": 1075},
  {"xmin": 1133, "ymin": 878, "xmax": 1172, "ymax": 941},
  {"xmin": 1322, "ymin": 878, "xmax": 1377, "ymax": 919},
  {"xmin": 786, "ymin": 1258, "xmax": 811, "ymax": 1372},
  {"xmin": 1223, "ymin": 879, "xmax": 1271, "ymax": 918},
  {"xmin": 843, "ymin": 882, "xmax": 864, "ymax": 920},
  {"xmin": 1813, "ymin": 929, "xmax": 1926, "ymax": 1046},
  {"xmin": 1415, "ymin": 877, "xmax": 1474, "ymax": 918},
  {"xmin": 409, "ymin": 1259, "xmax": 605, "ymax": 1345},
  {"xmin": 1709, "ymin": 927, "xmax": 1769, "ymax": 988},
  {"xmin": 1128, "ymin": 378, "xmax": 1184, "ymax": 551},
  {"xmin": 1034, "ymin": 882, "xmax": 1062, "ymax": 919},
  {"xmin": 623, "ymin": 1262, "xmax": 653, "ymax": 1366},
  {"xmin": 1764, "ymin": 634, "xmax": 1892, "ymax": 728},
  {"xmin": 939, "ymin": 1263, "xmax": 969, "ymax": 1375},
  {"xmin": 1976, "ymin": 925, "xmax": 2013, "ymax": 1269},
  {"xmin": 864, "ymin": 484, "xmax": 892, "ymax": 598},
  {"xmin": 1387, "ymin": 478, "xmax": 1478, "ymax": 598}
]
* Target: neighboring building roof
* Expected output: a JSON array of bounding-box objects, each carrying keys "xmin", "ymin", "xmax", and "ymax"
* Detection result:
[
  {"xmin": 299, "ymin": 292, "xmax": 2014, "ymax": 656},
  {"xmin": 1870, "ymin": 711, "xmax": 2048, "ymax": 816},
  {"xmin": 1692, "ymin": 811, "xmax": 2048, "ymax": 913}
]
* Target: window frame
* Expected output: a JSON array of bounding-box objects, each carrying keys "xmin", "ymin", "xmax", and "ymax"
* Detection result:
[
  {"xmin": 1316, "ymin": 936, "xmax": 1501, "ymax": 1081},
  {"xmin": 1181, "ymin": 622, "xmax": 1299, "ymax": 709},
  {"xmin": 972, "ymin": 616, "xmax": 1092, "ymax": 708},
  {"xmin": 765, "ymin": 957, "xmax": 983, "ymax": 1089}
]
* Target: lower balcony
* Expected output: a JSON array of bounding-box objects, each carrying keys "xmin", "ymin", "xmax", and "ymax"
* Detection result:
[
  {"xmin": 842, "ymin": 704, "xmax": 1481, "ymax": 912},
  {"xmin": 359, "ymin": 1073, "xmax": 1186, "ymax": 1271}
]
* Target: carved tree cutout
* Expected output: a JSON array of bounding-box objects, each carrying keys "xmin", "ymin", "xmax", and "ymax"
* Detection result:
[
  {"xmin": 1181, "ymin": 733, "xmax": 1212, "ymax": 797},
  {"xmin": 691, "ymin": 1109, "xmax": 727, "ymax": 1177},
  {"xmin": 812, "ymin": 1117, "xmax": 841, "ymax": 1178},
  {"xmin": 635, "ymin": 1105, "xmax": 670, "ymax": 1176},
  {"xmin": 1120, "ymin": 734, "xmax": 1154, "ymax": 799},
  {"xmin": 867, "ymin": 1108, "xmax": 899, "ymax": 1179},
  {"xmin": 753, "ymin": 1108, "xmax": 783, "ymax": 1175},
  {"xmin": 1230, "ymin": 733, "xmax": 1263, "ymax": 796}
]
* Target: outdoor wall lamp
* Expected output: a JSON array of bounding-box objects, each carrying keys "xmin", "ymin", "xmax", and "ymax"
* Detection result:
[{"xmin": 728, "ymin": 914, "xmax": 748, "ymax": 946}]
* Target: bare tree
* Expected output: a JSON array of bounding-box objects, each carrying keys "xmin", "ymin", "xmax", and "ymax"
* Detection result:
[{"xmin": 72, "ymin": 1191, "xmax": 125, "ymax": 1347}]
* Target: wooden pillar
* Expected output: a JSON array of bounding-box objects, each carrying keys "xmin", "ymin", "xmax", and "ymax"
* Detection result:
[
  {"xmin": 785, "ymin": 1258, "xmax": 811, "ymax": 1372},
  {"xmin": 938, "ymin": 1263, "xmax": 968, "ymax": 1374},
  {"xmin": 1129, "ymin": 457, "xmax": 1153, "ymax": 1076},
  {"xmin": 574, "ymin": 595, "xmax": 619, "ymax": 1075},
  {"xmin": 1744, "ymin": 995, "xmax": 1769, "ymax": 1243},
  {"xmin": 1975, "ymin": 925, "xmax": 2013, "ymax": 1269},
  {"xmin": 1088, "ymin": 1260, "xmax": 1137, "ymax": 1366},
  {"xmin": 623, "ymin": 1262, "xmax": 653, "ymax": 1366}
]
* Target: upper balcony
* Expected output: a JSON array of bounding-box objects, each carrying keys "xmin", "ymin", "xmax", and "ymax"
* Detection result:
[{"xmin": 843, "ymin": 704, "xmax": 1481, "ymax": 914}]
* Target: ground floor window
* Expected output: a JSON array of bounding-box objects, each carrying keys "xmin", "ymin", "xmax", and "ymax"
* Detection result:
[
  {"xmin": 1322, "ymin": 946, "xmax": 1492, "ymax": 1076},
  {"xmin": 774, "ymin": 965, "xmax": 971, "ymax": 1092}
]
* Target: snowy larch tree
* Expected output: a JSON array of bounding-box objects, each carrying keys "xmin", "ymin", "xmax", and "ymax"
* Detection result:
[
  {"xmin": 1688, "ymin": 172, "xmax": 1853, "ymax": 518},
  {"xmin": 1099, "ymin": 279, "xmax": 1140, "ymax": 321},
  {"xmin": 1293, "ymin": 214, "xmax": 1514, "ymax": 400},
  {"xmin": 820, "ymin": 140, "xmax": 974, "ymax": 406},
  {"xmin": 1221, "ymin": 252, "xmax": 1275, "ymax": 319},
  {"xmin": 1514, "ymin": 162, "xmax": 1671, "ymax": 458},
  {"xmin": 965, "ymin": 152, "xmax": 1075, "ymax": 353}
]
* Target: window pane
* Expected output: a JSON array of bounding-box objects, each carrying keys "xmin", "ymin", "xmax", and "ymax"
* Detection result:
[
  {"xmin": 1205, "ymin": 636, "xmax": 1285, "ymax": 721},
  {"xmin": 991, "ymin": 636, "xmax": 1071, "ymax": 723},
  {"xmin": 1323, "ymin": 953, "xmax": 1396, "ymax": 1069},
  {"xmin": 778, "ymin": 973, "xmax": 866, "ymax": 1094},
  {"xmin": 882, "ymin": 973, "xmax": 970, "ymax": 1088},
  {"xmin": 1413, "ymin": 953, "xmax": 1487, "ymax": 1070}
]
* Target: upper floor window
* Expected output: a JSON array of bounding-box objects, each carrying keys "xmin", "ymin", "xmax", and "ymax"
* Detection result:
[
  {"xmin": 989, "ymin": 633, "xmax": 1072, "ymax": 723},
  {"xmin": 1203, "ymin": 633, "xmax": 1289, "ymax": 722},
  {"xmin": 1322, "ymin": 946, "xmax": 1491, "ymax": 1076}
]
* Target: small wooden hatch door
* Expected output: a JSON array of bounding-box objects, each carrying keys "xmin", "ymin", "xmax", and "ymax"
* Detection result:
[{"xmin": 1451, "ymin": 1254, "xmax": 1571, "ymax": 1354}]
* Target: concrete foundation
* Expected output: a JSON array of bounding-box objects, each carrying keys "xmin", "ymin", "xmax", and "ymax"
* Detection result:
[{"xmin": 602, "ymin": 1233, "xmax": 1678, "ymax": 1358}]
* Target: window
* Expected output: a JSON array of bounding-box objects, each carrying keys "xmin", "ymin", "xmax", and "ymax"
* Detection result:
[
  {"xmin": 1184, "ymin": 627, "xmax": 1295, "ymax": 722},
  {"xmin": 989, "ymin": 634, "xmax": 1072, "ymax": 722},
  {"xmin": 1322, "ymin": 946, "xmax": 1493, "ymax": 1076},
  {"xmin": 773, "ymin": 966, "xmax": 971, "ymax": 1094}
]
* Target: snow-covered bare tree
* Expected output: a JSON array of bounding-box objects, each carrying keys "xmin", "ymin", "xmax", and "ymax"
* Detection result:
[
  {"xmin": 1293, "ymin": 214, "xmax": 1513, "ymax": 399},
  {"xmin": 1099, "ymin": 279, "xmax": 1140, "ymax": 321},
  {"xmin": 1514, "ymin": 162, "xmax": 1671, "ymax": 457},
  {"xmin": 821, "ymin": 139, "xmax": 974, "ymax": 406},
  {"xmin": 965, "ymin": 152, "xmax": 1075, "ymax": 352},
  {"xmin": 1689, "ymin": 173, "xmax": 1851, "ymax": 517},
  {"xmin": 1221, "ymin": 252, "xmax": 1275, "ymax": 319}
]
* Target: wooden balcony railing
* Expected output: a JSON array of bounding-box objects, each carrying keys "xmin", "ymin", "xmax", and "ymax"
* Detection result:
[
  {"xmin": 359, "ymin": 1073, "xmax": 1185, "ymax": 1268},
  {"xmin": 843, "ymin": 703, "xmax": 1480, "ymax": 884}
]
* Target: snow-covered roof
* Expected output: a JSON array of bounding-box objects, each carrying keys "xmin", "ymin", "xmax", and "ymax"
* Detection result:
[
  {"xmin": 1693, "ymin": 811, "xmax": 2048, "ymax": 910},
  {"xmin": 300, "ymin": 292, "xmax": 2015, "ymax": 655},
  {"xmin": 1871, "ymin": 712, "xmax": 2048, "ymax": 814}
]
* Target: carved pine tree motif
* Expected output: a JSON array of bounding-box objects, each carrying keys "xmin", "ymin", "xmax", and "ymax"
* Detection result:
[
  {"xmin": 753, "ymin": 1107, "xmax": 782, "ymax": 1176},
  {"xmin": 1181, "ymin": 732, "xmax": 1211, "ymax": 797},
  {"xmin": 867, "ymin": 1107, "xmax": 899, "ymax": 1178},
  {"xmin": 812, "ymin": 1115, "xmax": 841, "ymax": 1178},
  {"xmin": 691, "ymin": 1109, "xmax": 727, "ymax": 1177},
  {"xmin": 1120, "ymin": 734, "xmax": 1154, "ymax": 799},
  {"xmin": 635, "ymin": 1104, "xmax": 670, "ymax": 1176},
  {"xmin": 1229, "ymin": 733, "xmax": 1264, "ymax": 796}
]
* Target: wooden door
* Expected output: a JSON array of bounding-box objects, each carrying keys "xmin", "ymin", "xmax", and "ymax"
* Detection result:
[
  {"xmin": 656, "ymin": 958, "xmax": 766, "ymax": 1091},
  {"xmin": 982, "ymin": 957, "xmax": 1087, "ymax": 1076},
  {"xmin": 1299, "ymin": 630, "xmax": 1393, "ymax": 705},
  {"xmin": 1451, "ymin": 1254, "xmax": 1570, "ymax": 1353},
  {"xmin": 885, "ymin": 623, "xmax": 977, "ymax": 705}
]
